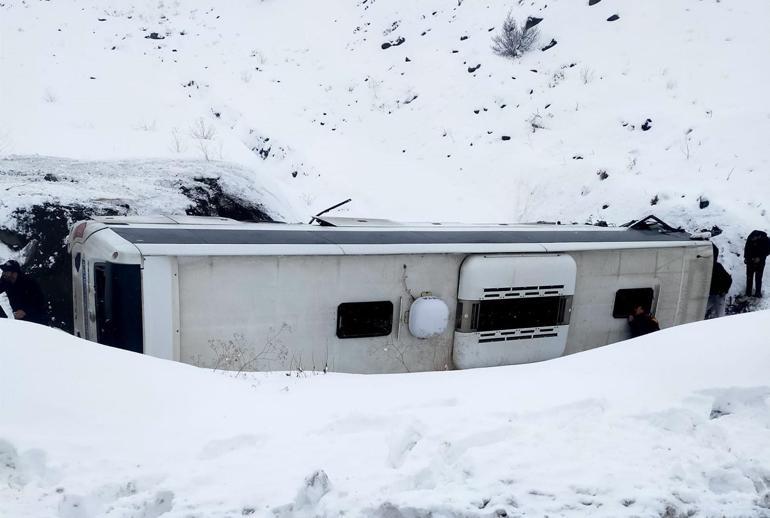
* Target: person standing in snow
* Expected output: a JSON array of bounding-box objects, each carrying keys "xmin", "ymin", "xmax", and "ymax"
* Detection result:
[
  {"xmin": 706, "ymin": 243, "xmax": 732, "ymax": 318},
  {"xmin": 743, "ymin": 230, "xmax": 770, "ymax": 298},
  {"xmin": 0, "ymin": 260, "xmax": 47, "ymax": 324},
  {"xmin": 627, "ymin": 304, "xmax": 660, "ymax": 338}
]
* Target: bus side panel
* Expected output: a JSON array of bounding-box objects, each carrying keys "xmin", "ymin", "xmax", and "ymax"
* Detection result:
[
  {"xmin": 176, "ymin": 254, "xmax": 461, "ymax": 374},
  {"xmin": 675, "ymin": 246, "xmax": 713, "ymax": 325},
  {"xmin": 142, "ymin": 256, "xmax": 180, "ymax": 361},
  {"xmin": 565, "ymin": 245, "xmax": 711, "ymax": 355}
]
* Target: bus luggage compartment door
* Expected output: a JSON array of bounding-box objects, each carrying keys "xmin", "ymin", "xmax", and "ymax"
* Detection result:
[{"xmin": 454, "ymin": 254, "xmax": 576, "ymax": 369}]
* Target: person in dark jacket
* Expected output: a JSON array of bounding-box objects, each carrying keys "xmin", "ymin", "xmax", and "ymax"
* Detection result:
[
  {"xmin": 706, "ymin": 243, "xmax": 732, "ymax": 318},
  {"xmin": 628, "ymin": 304, "xmax": 660, "ymax": 338},
  {"xmin": 744, "ymin": 230, "xmax": 770, "ymax": 297},
  {"xmin": 0, "ymin": 260, "xmax": 47, "ymax": 324}
]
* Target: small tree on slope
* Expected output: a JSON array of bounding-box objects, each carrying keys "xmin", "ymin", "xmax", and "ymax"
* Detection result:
[{"xmin": 492, "ymin": 13, "xmax": 539, "ymax": 59}]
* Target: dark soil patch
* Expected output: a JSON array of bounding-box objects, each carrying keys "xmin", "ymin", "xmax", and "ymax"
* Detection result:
[{"xmin": 180, "ymin": 177, "xmax": 273, "ymax": 222}]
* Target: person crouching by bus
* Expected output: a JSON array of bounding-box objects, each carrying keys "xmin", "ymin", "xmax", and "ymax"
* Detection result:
[
  {"xmin": 628, "ymin": 304, "xmax": 660, "ymax": 338},
  {"xmin": 0, "ymin": 260, "xmax": 47, "ymax": 324}
]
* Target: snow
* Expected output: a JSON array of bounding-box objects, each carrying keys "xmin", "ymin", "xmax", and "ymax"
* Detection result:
[{"xmin": 2, "ymin": 313, "xmax": 770, "ymax": 517}]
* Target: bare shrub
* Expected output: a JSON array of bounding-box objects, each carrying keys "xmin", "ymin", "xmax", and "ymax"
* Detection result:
[
  {"xmin": 190, "ymin": 118, "xmax": 217, "ymax": 161},
  {"xmin": 491, "ymin": 13, "xmax": 539, "ymax": 59},
  {"xmin": 43, "ymin": 89, "xmax": 58, "ymax": 103},
  {"xmin": 527, "ymin": 112, "xmax": 546, "ymax": 133},
  {"xmin": 205, "ymin": 325, "xmax": 291, "ymax": 376},
  {"xmin": 190, "ymin": 117, "xmax": 216, "ymax": 140},
  {"xmin": 195, "ymin": 139, "xmax": 212, "ymax": 161},
  {"xmin": 580, "ymin": 67, "xmax": 595, "ymax": 85},
  {"xmin": 169, "ymin": 127, "xmax": 186, "ymax": 153}
]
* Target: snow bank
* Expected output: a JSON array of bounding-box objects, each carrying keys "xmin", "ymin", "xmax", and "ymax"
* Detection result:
[
  {"xmin": 1, "ymin": 313, "xmax": 770, "ymax": 517},
  {"xmin": 0, "ymin": 156, "xmax": 293, "ymax": 226}
]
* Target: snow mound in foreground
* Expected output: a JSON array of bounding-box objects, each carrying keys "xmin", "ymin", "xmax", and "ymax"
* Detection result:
[{"xmin": 1, "ymin": 314, "xmax": 770, "ymax": 517}]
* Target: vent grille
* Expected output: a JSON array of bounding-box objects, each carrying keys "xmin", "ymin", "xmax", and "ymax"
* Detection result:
[
  {"xmin": 478, "ymin": 329, "xmax": 562, "ymax": 343},
  {"xmin": 482, "ymin": 284, "xmax": 566, "ymax": 300}
]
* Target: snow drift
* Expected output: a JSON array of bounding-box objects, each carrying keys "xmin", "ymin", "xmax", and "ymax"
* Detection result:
[{"xmin": 1, "ymin": 312, "xmax": 770, "ymax": 517}]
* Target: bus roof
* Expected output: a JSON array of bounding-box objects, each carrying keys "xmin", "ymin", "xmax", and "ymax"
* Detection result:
[{"xmin": 75, "ymin": 215, "xmax": 706, "ymax": 257}]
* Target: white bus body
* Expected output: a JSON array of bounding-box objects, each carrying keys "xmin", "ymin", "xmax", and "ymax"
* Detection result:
[{"xmin": 68, "ymin": 215, "xmax": 712, "ymax": 373}]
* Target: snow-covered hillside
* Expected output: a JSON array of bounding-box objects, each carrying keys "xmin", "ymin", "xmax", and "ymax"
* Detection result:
[
  {"xmin": 2, "ymin": 0, "xmax": 769, "ymax": 245},
  {"xmin": 2, "ymin": 313, "xmax": 770, "ymax": 517}
]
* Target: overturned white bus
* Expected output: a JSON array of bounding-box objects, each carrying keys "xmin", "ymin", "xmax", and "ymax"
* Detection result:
[{"xmin": 67, "ymin": 215, "xmax": 712, "ymax": 373}]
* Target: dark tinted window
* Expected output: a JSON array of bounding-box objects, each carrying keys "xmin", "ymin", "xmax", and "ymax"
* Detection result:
[
  {"xmin": 336, "ymin": 301, "xmax": 393, "ymax": 339},
  {"xmin": 95, "ymin": 263, "xmax": 143, "ymax": 353},
  {"xmin": 477, "ymin": 296, "xmax": 563, "ymax": 331},
  {"xmin": 613, "ymin": 288, "xmax": 654, "ymax": 318}
]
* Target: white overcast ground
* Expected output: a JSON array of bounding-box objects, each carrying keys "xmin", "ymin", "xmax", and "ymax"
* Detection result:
[{"xmin": 2, "ymin": 0, "xmax": 770, "ymax": 516}]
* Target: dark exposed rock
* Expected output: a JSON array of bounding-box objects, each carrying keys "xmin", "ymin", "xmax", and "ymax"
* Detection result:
[
  {"xmin": 468, "ymin": 64, "xmax": 481, "ymax": 73},
  {"xmin": 460, "ymin": 35, "xmax": 469, "ymax": 41},
  {"xmin": 588, "ymin": 0, "xmax": 601, "ymax": 5},
  {"xmin": 501, "ymin": 135, "xmax": 511, "ymax": 141},
  {"xmin": 145, "ymin": 32, "xmax": 165, "ymax": 40},
  {"xmin": 525, "ymin": 17, "xmax": 543, "ymax": 30},
  {"xmin": 607, "ymin": 14, "xmax": 620, "ymax": 21},
  {"xmin": 699, "ymin": 196, "xmax": 710, "ymax": 209},
  {"xmin": 541, "ymin": 39, "xmax": 557, "ymax": 51},
  {"xmin": 44, "ymin": 173, "xmax": 59, "ymax": 182},
  {"xmin": 641, "ymin": 118, "xmax": 652, "ymax": 131},
  {"xmin": 381, "ymin": 36, "xmax": 405, "ymax": 50},
  {"xmin": 650, "ymin": 195, "xmax": 659, "ymax": 206},
  {"xmin": 597, "ymin": 170, "xmax": 609, "ymax": 180}
]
